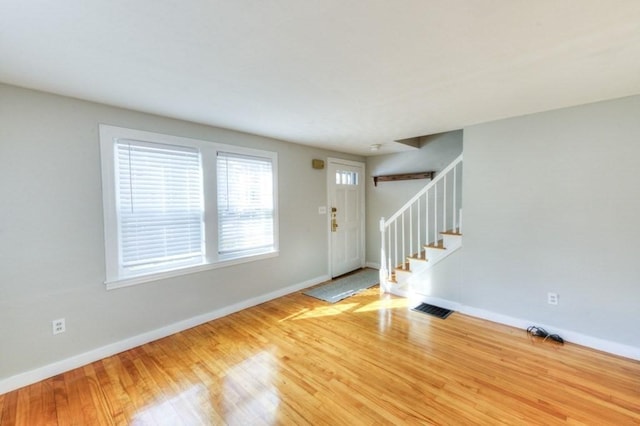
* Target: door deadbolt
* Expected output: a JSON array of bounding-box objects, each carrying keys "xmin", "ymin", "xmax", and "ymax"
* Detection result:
[{"xmin": 331, "ymin": 207, "xmax": 338, "ymax": 232}]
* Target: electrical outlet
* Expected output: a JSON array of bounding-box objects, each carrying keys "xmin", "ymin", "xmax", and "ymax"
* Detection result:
[
  {"xmin": 52, "ymin": 318, "xmax": 66, "ymax": 335},
  {"xmin": 547, "ymin": 292, "xmax": 559, "ymax": 305}
]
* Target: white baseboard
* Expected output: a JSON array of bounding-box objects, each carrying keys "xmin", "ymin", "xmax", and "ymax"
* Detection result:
[
  {"xmin": 409, "ymin": 294, "xmax": 462, "ymax": 312},
  {"xmin": 459, "ymin": 305, "xmax": 640, "ymax": 361},
  {"xmin": 398, "ymin": 291, "xmax": 639, "ymax": 361},
  {"xmin": 0, "ymin": 274, "xmax": 329, "ymax": 395},
  {"xmin": 5, "ymin": 278, "xmax": 637, "ymax": 395}
]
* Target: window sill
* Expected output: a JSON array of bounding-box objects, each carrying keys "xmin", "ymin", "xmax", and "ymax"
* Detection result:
[{"xmin": 105, "ymin": 251, "xmax": 279, "ymax": 290}]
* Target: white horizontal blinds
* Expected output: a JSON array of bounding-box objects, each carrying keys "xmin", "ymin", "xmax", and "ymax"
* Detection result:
[
  {"xmin": 116, "ymin": 139, "xmax": 204, "ymax": 273},
  {"xmin": 217, "ymin": 151, "xmax": 274, "ymax": 256}
]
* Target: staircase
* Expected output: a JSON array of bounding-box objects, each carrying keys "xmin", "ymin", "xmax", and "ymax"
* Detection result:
[{"xmin": 379, "ymin": 154, "xmax": 463, "ymax": 297}]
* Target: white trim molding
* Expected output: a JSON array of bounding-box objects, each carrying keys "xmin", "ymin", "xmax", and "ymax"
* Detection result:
[
  {"xmin": 5, "ymin": 281, "xmax": 637, "ymax": 395},
  {"xmin": 0, "ymin": 274, "xmax": 329, "ymax": 395},
  {"xmin": 459, "ymin": 305, "xmax": 640, "ymax": 361},
  {"xmin": 99, "ymin": 124, "xmax": 280, "ymax": 289},
  {"xmin": 406, "ymin": 293, "xmax": 640, "ymax": 361},
  {"xmin": 326, "ymin": 157, "xmax": 366, "ymax": 278}
]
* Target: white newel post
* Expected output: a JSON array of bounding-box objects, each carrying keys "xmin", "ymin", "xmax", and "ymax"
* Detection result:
[{"xmin": 379, "ymin": 217, "xmax": 388, "ymax": 293}]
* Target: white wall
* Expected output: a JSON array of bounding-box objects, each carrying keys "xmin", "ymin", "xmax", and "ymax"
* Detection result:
[
  {"xmin": 365, "ymin": 131, "xmax": 463, "ymax": 265},
  {"xmin": 3, "ymin": 83, "xmax": 638, "ymax": 388},
  {"xmin": 0, "ymin": 84, "xmax": 363, "ymax": 384},
  {"xmin": 463, "ymin": 95, "xmax": 640, "ymax": 347}
]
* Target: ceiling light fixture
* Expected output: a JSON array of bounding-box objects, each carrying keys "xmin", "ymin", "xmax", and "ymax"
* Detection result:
[{"xmin": 370, "ymin": 144, "xmax": 382, "ymax": 152}]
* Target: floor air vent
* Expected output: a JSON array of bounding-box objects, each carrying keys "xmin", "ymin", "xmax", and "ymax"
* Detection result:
[{"xmin": 412, "ymin": 303, "xmax": 454, "ymax": 319}]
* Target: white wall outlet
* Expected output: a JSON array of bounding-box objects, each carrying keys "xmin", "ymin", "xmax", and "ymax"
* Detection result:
[
  {"xmin": 318, "ymin": 206, "xmax": 327, "ymax": 215},
  {"xmin": 547, "ymin": 292, "xmax": 559, "ymax": 305},
  {"xmin": 52, "ymin": 318, "xmax": 66, "ymax": 335}
]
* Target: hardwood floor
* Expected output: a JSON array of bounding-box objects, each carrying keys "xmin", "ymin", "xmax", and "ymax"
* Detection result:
[{"xmin": 1, "ymin": 286, "xmax": 639, "ymax": 425}]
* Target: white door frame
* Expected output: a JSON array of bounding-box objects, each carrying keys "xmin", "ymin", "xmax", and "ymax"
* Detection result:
[{"xmin": 326, "ymin": 157, "xmax": 366, "ymax": 278}]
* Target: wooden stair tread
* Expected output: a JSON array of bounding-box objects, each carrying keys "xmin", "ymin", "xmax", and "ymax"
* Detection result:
[
  {"xmin": 441, "ymin": 229, "xmax": 462, "ymax": 236},
  {"xmin": 394, "ymin": 261, "xmax": 410, "ymax": 273},
  {"xmin": 424, "ymin": 240, "xmax": 446, "ymax": 250},
  {"xmin": 408, "ymin": 251, "xmax": 428, "ymax": 262},
  {"xmin": 408, "ymin": 256, "xmax": 428, "ymax": 262}
]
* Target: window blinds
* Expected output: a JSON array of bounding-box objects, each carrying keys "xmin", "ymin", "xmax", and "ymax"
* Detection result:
[
  {"xmin": 116, "ymin": 140, "xmax": 204, "ymax": 272},
  {"xmin": 217, "ymin": 151, "xmax": 274, "ymax": 256}
]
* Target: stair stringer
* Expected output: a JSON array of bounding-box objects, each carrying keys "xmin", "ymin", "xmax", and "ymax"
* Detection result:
[
  {"xmin": 388, "ymin": 245, "xmax": 463, "ymax": 306},
  {"xmin": 388, "ymin": 233, "xmax": 462, "ymax": 297}
]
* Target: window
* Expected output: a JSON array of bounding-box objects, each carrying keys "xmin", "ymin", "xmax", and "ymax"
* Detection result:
[
  {"xmin": 100, "ymin": 125, "xmax": 278, "ymax": 289},
  {"xmin": 336, "ymin": 170, "xmax": 359, "ymax": 185},
  {"xmin": 217, "ymin": 152, "xmax": 274, "ymax": 259},
  {"xmin": 116, "ymin": 140, "xmax": 204, "ymax": 275}
]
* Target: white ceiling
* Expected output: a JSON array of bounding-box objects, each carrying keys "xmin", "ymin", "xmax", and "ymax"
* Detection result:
[{"xmin": 2, "ymin": 1, "xmax": 640, "ymax": 156}]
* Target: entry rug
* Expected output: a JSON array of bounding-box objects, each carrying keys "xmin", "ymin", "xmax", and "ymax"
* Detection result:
[{"xmin": 304, "ymin": 269, "xmax": 379, "ymax": 303}]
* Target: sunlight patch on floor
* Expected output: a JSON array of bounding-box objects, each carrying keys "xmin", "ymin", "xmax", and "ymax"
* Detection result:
[
  {"xmin": 132, "ymin": 383, "xmax": 214, "ymax": 424},
  {"xmin": 280, "ymin": 293, "xmax": 411, "ymax": 322},
  {"xmin": 287, "ymin": 303, "xmax": 359, "ymax": 320},
  {"xmin": 222, "ymin": 351, "xmax": 280, "ymax": 424},
  {"xmin": 354, "ymin": 298, "xmax": 409, "ymax": 313},
  {"xmin": 131, "ymin": 351, "xmax": 281, "ymax": 425}
]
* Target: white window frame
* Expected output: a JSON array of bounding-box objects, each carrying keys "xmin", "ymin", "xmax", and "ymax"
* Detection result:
[
  {"xmin": 217, "ymin": 151, "xmax": 276, "ymax": 261},
  {"xmin": 99, "ymin": 125, "xmax": 279, "ymax": 290}
]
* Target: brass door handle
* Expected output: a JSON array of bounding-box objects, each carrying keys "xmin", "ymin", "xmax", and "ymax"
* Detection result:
[{"xmin": 331, "ymin": 207, "xmax": 338, "ymax": 232}]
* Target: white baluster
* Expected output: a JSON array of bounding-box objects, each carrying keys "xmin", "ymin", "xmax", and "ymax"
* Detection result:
[
  {"xmin": 379, "ymin": 217, "xmax": 387, "ymax": 291},
  {"xmin": 425, "ymin": 192, "xmax": 429, "ymax": 250},
  {"xmin": 443, "ymin": 174, "xmax": 447, "ymax": 234},
  {"xmin": 409, "ymin": 206, "xmax": 413, "ymax": 260},
  {"xmin": 394, "ymin": 220, "xmax": 398, "ymax": 272},
  {"xmin": 401, "ymin": 212, "xmax": 406, "ymax": 269},
  {"xmin": 417, "ymin": 198, "xmax": 421, "ymax": 258},
  {"xmin": 388, "ymin": 223, "xmax": 392, "ymax": 279},
  {"xmin": 453, "ymin": 165, "xmax": 457, "ymax": 233},
  {"xmin": 434, "ymin": 184, "xmax": 438, "ymax": 246}
]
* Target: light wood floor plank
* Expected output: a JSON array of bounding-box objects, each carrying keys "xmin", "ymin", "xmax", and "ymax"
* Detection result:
[
  {"xmin": 0, "ymin": 389, "xmax": 18, "ymax": 426},
  {"xmin": 2, "ymin": 286, "xmax": 639, "ymax": 425}
]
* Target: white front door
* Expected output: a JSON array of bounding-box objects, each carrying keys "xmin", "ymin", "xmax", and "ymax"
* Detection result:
[{"xmin": 328, "ymin": 158, "xmax": 365, "ymax": 277}]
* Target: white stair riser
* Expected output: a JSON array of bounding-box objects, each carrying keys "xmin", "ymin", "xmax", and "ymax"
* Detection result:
[
  {"xmin": 407, "ymin": 258, "xmax": 429, "ymax": 275},
  {"xmin": 393, "ymin": 235, "xmax": 462, "ymax": 287},
  {"xmin": 394, "ymin": 269, "xmax": 412, "ymax": 285},
  {"xmin": 424, "ymin": 247, "xmax": 447, "ymax": 263},
  {"xmin": 442, "ymin": 234, "xmax": 462, "ymax": 249}
]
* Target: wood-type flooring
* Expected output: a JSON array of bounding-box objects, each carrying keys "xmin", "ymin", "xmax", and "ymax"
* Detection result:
[{"xmin": 1, "ymin": 286, "xmax": 639, "ymax": 425}]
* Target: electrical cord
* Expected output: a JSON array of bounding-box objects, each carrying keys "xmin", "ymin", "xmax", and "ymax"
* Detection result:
[{"xmin": 526, "ymin": 326, "xmax": 564, "ymax": 344}]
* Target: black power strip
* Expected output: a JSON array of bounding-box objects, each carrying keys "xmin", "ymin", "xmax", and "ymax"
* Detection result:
[{"xmin": 526, "ymin": 326, "xmax": 564, "ymax": 344}]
